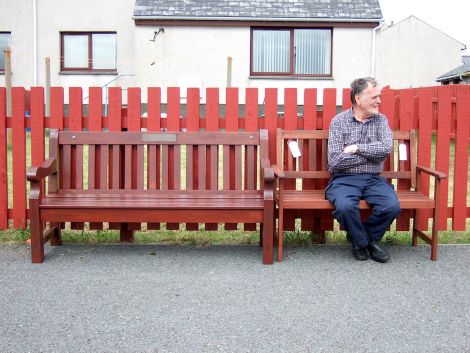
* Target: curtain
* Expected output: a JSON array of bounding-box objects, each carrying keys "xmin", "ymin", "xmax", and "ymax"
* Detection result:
[
  {"xmin": 253, "ymin": 30, "xmax": 290, "ymax": 73},
  {"xmin": 294, "ymin": 29, "xmax": 331, "ymax": 75},
  {"xmin": 64, "ymin": 35, "xmax": 88, "ymax": 68},
  {"xmin": 92, "ymin": 33, "xmax": 117, "ymax": 70},
  {"xmin": 0, "ymin": 33, "xmax": 11, "ymax": 70}
]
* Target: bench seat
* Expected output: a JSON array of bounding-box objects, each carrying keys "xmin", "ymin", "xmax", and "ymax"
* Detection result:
[
  {"xmin": 39, "ymin": 190, "xmax": 265, "ymax": 223},
  {"xmin": 275, "ymin": 190, "xmax": 436, "ymax": 210}
]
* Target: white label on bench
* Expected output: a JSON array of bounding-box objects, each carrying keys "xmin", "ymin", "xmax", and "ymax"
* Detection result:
[
  {"xmin": 399, "ymin": 143, "xmax": 407, "ymax": 161},
  {"xmin": 288, "ymin": 140, "xmax": 301, "ymax": 158}
]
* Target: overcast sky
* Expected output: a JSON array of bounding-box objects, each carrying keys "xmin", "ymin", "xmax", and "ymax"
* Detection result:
[{"xmin": 379, "ymin": 0, "xmax": 469, "ymax": 55}]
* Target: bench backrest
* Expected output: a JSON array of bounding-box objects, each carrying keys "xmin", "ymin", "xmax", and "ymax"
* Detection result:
[
  {"xmin": 276, "ymin": 128, "xmax": 418, "ymax": 188},
  {"xmin": 48, "ymin": 129, "xmax": 269, "ymax": 193}
]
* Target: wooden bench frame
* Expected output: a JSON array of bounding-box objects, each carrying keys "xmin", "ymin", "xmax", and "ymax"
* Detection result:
[
  {"xmin": 28, "ymin": 129, "xmax": 275, "ymax": 264},
  {"xmin": 273, "ymin": 128, "xmax": 447, "ymax": 262}
]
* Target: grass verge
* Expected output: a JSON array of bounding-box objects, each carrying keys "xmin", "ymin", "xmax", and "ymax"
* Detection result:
[{"xmin": 1, "ymin": 221, "xmax": 470, "ymax": 246}]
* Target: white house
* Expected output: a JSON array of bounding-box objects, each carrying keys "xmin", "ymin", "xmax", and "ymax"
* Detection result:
[
  {"xmin": 0, "ymin": 1, "xmax": 466, "ymax": 104},
  {"xmin": 0, "ymin": 0, "xmax": 383, "ymax": 104},
  {"xmin": 376, "ymin": 16, "xmax": 465, "ymax": 88}
]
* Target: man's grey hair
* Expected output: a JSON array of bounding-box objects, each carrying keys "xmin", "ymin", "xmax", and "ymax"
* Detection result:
[{"xmin": 350, "ymin": 77, "xmax": 378, "ymax": 105}]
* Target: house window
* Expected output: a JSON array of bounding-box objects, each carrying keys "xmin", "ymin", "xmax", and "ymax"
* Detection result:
[
  {"xmin": 61, "ymin": 32, "xmax": 117, "ymax": 72},
  {"xmin": 251, "ymin": 28, "xmax": 332, "ymax": 77},
  {"xmin": 0, "ymin": 32, "xmax": 11, "ymax": 72}
]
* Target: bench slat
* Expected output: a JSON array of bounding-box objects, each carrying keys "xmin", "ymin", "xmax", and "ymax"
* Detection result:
[
  {"xmin": 275, "ymin": 190, "xmax": 435, "ymax": 209},
  {"xmin": 59, "ymin": 131, "xmax": 261, "ymax": 145}
]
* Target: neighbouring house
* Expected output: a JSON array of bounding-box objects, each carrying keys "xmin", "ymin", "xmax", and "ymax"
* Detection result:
[
  {"xmin": 376, "ymin": 16, "xmax": 465, "ymax": 88},
  {"xmin": 0, "ymin": 0, "xmax": 136, "ymax": 103},
  {"xmin": 436, "ymin": 56, "xmax": 470, "ymax": 85},
  {"xmin": 0, "ymin": 1, "xmax": 466, "ymax": 104}
]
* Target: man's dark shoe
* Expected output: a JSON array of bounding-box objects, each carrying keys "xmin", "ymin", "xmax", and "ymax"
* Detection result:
[
  {"xmin": 367, "ymin": 241, "xmax": 390, "ymax": 263},
  {"xmin": 352, "ymin": 244, "xmax": 368, "ymax": 261}
]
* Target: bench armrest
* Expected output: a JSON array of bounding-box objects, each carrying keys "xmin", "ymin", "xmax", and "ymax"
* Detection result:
[
  {"xmin": 27, "ymin": 158, "xmax": 57, "ymax": 182},
  {"xmin": 272, "ymin": 165, "xmax": 284, "ymax": 178},
  {"xmin": 416, "ymin": 165, "xmax": 447, "ymax": 180},
  {"xmin": 273, "ymin": 168, "xmax": 330, "ymax": 180}
]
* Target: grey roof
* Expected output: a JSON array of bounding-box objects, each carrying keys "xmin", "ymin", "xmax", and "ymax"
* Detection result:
[
  {"xmin": 436, "ymin": 56, "xmax": 470, "ymax": 81},
  {"xmin": 133, "ymin": 0, "xmax": 383, "ymax": 21}
]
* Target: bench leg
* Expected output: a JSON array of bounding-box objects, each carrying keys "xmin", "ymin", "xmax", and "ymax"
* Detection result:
[
  {"xmin": 262, "ymin": 200, "xmax": 274, "ymax": 265},
  {"xmin": 277, "ymin": 206, "xmax": 284, "ymax": 262},
  {"xmin": 50, "ymin": 222, "xmax": 62, "ymax": 246},
  {"xmin": 30, "ymin": 199, "xmax": 45, "ymax": 263},
  {"xmin": 412, "ymin": 210, "xmax": 418, "ymax": 246},
  {"xmin": 259, "ymin": 224, "xmax": 263, "ymax": 247},
  {"xmin": 430, "ymin": 211, "xmax": 438, "ymax": 261},
  {"xmin": 120, "ymin": 223, "xmax": 134, "ymax": 242}
]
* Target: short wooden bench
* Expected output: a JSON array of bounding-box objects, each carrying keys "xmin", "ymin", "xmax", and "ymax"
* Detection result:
[
  {"xmin": 28, "ymin": 129, "xmax": 275, "ymax": 264},
  {"xmin": 274, "ymin": 129, "xmax": 447, "ymax": 262}
]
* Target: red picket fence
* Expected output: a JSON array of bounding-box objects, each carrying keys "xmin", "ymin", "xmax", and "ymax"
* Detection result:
[{"xmin": 0, "ymin": 85, "xmax": 469, "ymax": 233}]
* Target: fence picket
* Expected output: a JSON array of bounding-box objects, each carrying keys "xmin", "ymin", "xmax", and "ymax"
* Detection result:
[
  {"xmin": 452, "ymin": 89, "xmax": 470, "ymax": 230},
  {"xmin": 50, "ymin": 87, "xmax": 64, "ymax": 130},
  {"xmin": 30, "ymin": 88, "xmax": 45, "ymax": 172},
  {"xmin": 0, "ymin": 88, "xmax": 7, "ymax": 229},
  {"xmin": 108, "ymin": 87, "xmax": 122, "ymax": 132},
  {"xmin": 264, "ymin": 88, "xmax": 277, "ymax": 163},
  {"xmin": 225, "ymin": 88, "xmax": 238, "ymax": 132},
  {"xmin": 435, "ymin": 89, "xmax": 452, "ymax": 230},
  {"xmin": 322, "ymin": 88, "xmax": 336, "ymax": 129},
  {"xmin": 12, "ymin": 88, "xmax": 27, "ymax": 228},
  {"xmin": 69, "ymin": 87, "xmax": 83, "ymax": 131},
  {"xmin": 166, "ymin": 87, "xmax": 180, "ymax": 230},
  {"xmin": 397, "ymin": 89, "xmax": 414, "ymax": 231},
  {"xmin": 416, "ymin": 88, "xmax": 433, "ymax": 230}
]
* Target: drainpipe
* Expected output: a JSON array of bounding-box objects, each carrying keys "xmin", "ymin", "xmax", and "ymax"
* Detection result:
[
  {"xmin": 371, "ymin": 21, "xmax": 385, "ymax": 78},
  {"xmin": 33, "ymin": 0, "xmax": 38, "ymax": 86}
]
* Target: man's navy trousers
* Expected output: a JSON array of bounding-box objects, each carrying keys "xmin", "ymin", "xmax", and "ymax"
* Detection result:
[{"xmin": 325, "ymin": 173, "xmax": 401, "ymax": 248}]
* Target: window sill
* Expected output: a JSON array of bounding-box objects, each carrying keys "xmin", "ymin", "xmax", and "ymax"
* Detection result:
[
  {"xmin": 249, "ymin": 75, "xmax": 334, "ymax": 80},
  {"xmin": 59, "ymin": 71, "xmax": 118, "ymax": 75}
]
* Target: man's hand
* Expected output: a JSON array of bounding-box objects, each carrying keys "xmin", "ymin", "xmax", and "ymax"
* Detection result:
[{"xmin": 343, "ymin": 144, "xmax": 358, "ymax": 154}]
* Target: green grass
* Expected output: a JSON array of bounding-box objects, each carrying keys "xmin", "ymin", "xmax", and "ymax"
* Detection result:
[{"xmin": 2, "ymin": 219, "xmax": 470, "ymax": 246}]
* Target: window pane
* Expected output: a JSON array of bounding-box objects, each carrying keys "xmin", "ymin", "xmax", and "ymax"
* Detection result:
[
  {"xmin": 253, "ymin": 30, "xmax": 290, "ymax": 73},
  {"xmin": 64, "ymin": 35, "xmax": 89, "ymax": 68},
  {"xmin": 92, "ymin": 33, "xmax": 116, "ymax": 70},
  {"xmin": 0, "ymin": 33, "xmax": 11, "ymax": 70},
  {"xmin": 294, "ymin": 29, "xmax": 331, "ymax": 75}
]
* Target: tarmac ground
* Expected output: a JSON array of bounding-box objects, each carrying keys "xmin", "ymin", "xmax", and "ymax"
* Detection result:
[{"xmin": 0, "ymin": 242, "xmax": 469, "ymax": 353}]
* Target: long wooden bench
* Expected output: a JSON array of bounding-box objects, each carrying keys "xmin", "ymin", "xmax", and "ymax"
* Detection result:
[
  {"xmin": 274, "ymin": 128, "xmax": 447, "ymax": 262},
  {"xmin": 28, "ymin": 129, "xmax": 275, "ymax": 264}
]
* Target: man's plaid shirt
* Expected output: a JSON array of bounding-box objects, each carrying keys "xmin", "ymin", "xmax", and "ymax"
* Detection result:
[{"xmin": 327, "ymin": 109, "xmax": 393, "ymax": 174}]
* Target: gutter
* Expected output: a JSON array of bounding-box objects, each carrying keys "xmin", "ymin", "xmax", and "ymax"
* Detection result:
[
  {"xmin": 371, "ymin": 20, "xmax": 385, "ymax": 78},
  {"xmin": 132, "ymin": 15, "xmax": 382, "ymax": 23},
  {"xmin": 33, "ymin": 0, "xmax": 38, "ymax": 86}
]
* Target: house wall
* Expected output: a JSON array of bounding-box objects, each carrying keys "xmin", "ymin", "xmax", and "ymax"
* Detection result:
[
  {"xmin": 376, "ymin": 16, "xmax": 464, "ymax": 88},
  {"xmin": 134, "ymin": 26, "xmax": 374, "ymax": 104},
  {"xmin": 0, "ymin": 1, "xmax": 35, "ymax": 88}
]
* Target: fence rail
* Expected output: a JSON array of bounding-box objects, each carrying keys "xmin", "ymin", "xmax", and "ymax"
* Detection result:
[{"xmin": 1, "ymin": 85, "xmax": 469, "ymax": 233}]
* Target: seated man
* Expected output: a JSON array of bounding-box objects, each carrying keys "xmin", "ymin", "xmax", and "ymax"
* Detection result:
[{"xmin": 325, "ymin": 77, "xmax": 400, "ymax": 263}]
